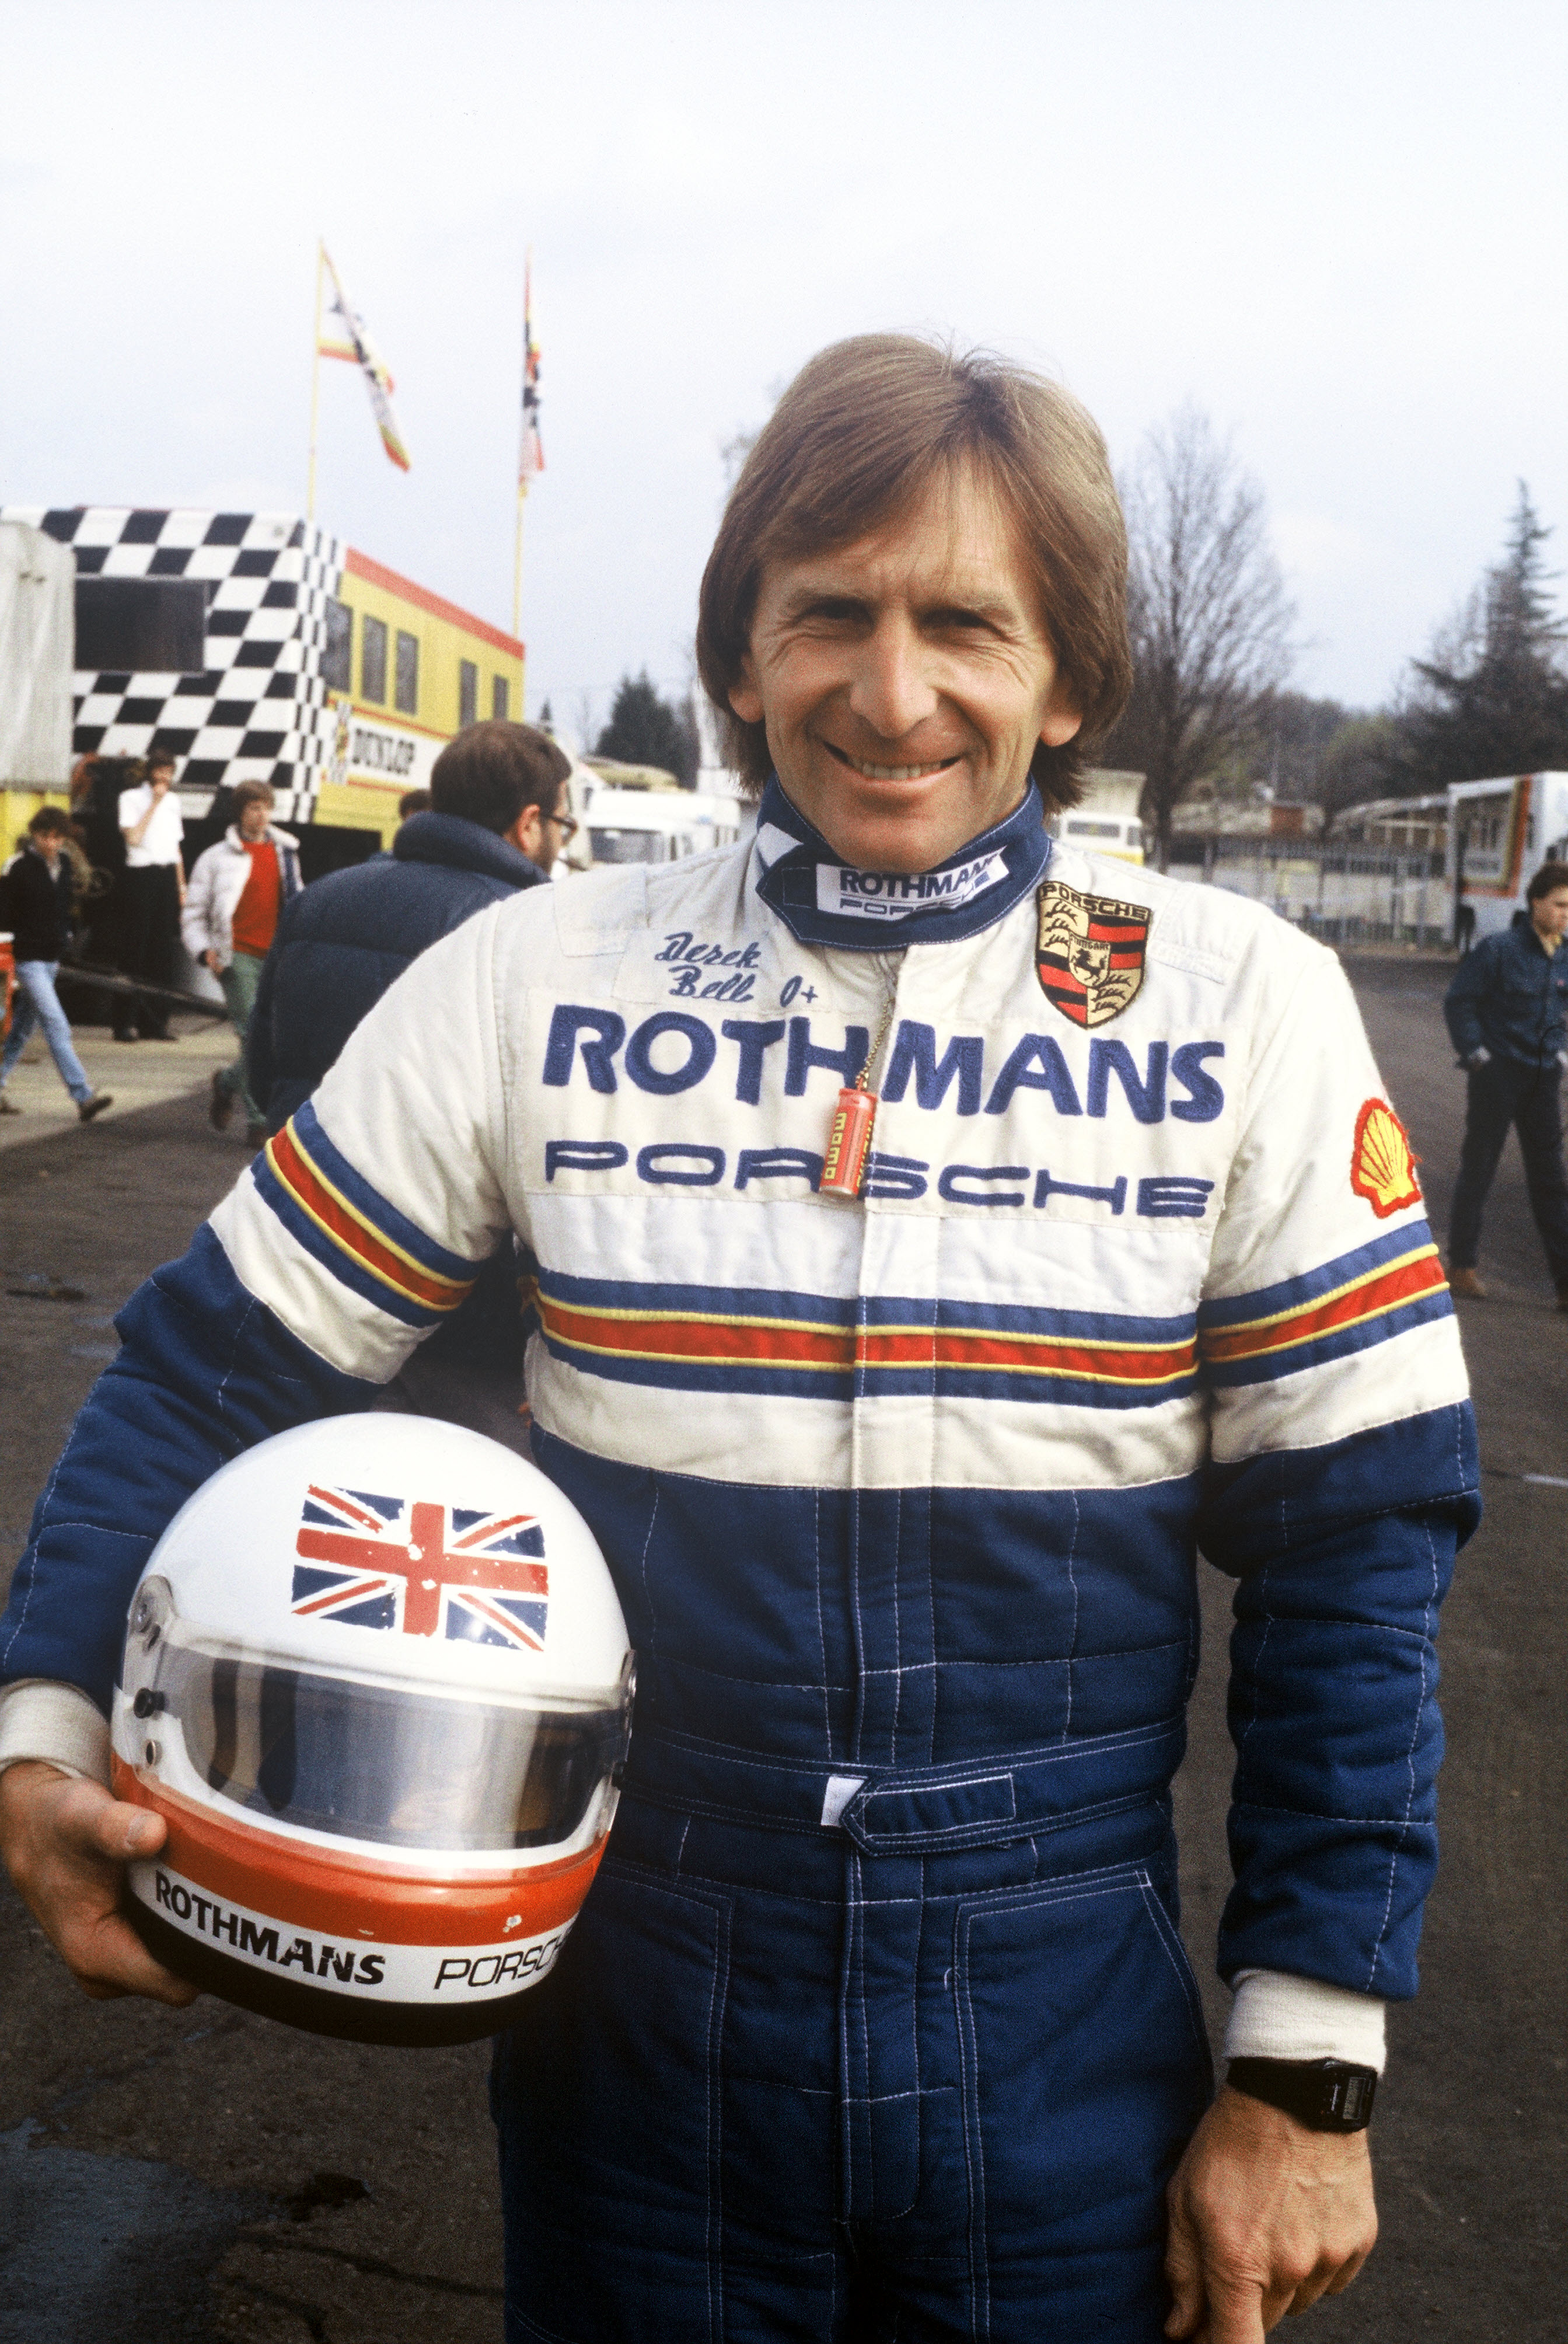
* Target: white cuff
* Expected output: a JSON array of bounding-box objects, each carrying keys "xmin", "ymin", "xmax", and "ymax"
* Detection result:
[
  {"xmin": 0, "ymin": 1680, "xmax": 111, "ymax": 1785},
  {"xmin": 1224, "ymin": 1969, "xmax": 1387, "ymax": 2073}
]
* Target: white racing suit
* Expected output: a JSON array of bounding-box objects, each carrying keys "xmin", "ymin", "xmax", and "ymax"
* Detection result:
[{"xmin": 0, "ymin": 779, "xmax": 1478, "ymax": 2340}]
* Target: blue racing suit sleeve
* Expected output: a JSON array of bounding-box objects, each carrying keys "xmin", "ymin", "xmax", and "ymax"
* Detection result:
[
  {"xmin": 1195, "ymin": 938, "xmax": 1478, "ymax": 2002},
  {"xmin": 1197, "ymin": 1403, "xmax": 1480, "ymax": 1999},
  {"xmin": 0, "ymin": 1227, "xmax": 376, "ymax": 1714},
  {"xmin": 2, "ymin": 907, "xmax": 516, "ymax": 1718}
]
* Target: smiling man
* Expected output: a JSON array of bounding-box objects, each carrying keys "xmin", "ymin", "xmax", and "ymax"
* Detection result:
[{"xmin": 0, "ymin": 337, "xmax": 1478, "ymax": 2343}]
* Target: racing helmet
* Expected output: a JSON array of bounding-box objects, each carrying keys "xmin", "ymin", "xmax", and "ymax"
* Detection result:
[{"xmin": 113, "ymin": 1414, "xmax": 633, "ymax": 2045}]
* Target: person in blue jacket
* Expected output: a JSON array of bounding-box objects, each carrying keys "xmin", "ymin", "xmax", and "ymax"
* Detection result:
[
  {"xmin": 0, "ymin": 337, "xmax": 1478, "ymax": 2344},
  {"xmin": 246, "ymin": 718, "xmax": 570, "ymax": 1132},
  {"xmin": 246, "ymin": 716, "xmax": 571, "ymax": 1439},
  {"xmin": 1443, "ymin": 858, "xmax": 1568, "ymax": 1303}
]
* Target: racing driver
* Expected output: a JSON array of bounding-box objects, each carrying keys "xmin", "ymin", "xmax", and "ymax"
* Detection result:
[{"xmin": 0, "ymin": 334, "xmax": 1478, "ymax": 2343}]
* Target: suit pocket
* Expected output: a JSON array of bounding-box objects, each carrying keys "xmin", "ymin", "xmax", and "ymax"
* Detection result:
[{"xmin": 954, "ymin": 1866, "xmax": 1211, "ymax": 2268}]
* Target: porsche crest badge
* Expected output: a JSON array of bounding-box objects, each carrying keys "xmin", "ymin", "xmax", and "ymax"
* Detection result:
[{"xmin": 1035, "ymin": 880, "xmax": 1150, "ymax": 1028}]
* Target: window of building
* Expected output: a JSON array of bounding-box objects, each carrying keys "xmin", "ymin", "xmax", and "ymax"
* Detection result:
[
  {"xmin": 459, "ymin": 659, "xmax": 479, "ymax": 729},
  {"xmin": 323, "ymin": 598, "xmax": 353, "ymax": 692},
  {"xmin": 491, "ymin": 675, "xmax": 509, "ymax": 720},
  {"xmin": 361, "ymin": 613, "xmax": 388, "ymax": 703},
  {"xmin": 74, "ymin": 577, "xmax": 207, "ymax": 672},
  {"xmin": 395, "ymin": 630, "xmax": 419, "ymax": 715}
]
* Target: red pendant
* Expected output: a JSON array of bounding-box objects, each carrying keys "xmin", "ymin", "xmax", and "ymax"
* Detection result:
[{"xmin": 821, "ymin": 1087, "xmax": 877, "ymax": 1199}]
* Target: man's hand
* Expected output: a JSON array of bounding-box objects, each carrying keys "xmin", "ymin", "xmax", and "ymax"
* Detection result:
[
  {"xmin": 202, "ymin": 948, "xmax": 222, "ymax": 972},
  {"xmin": 0, "ymin": 1760, "xmax": 197, "ymax": 2005},
  {"xmin": 1165, "ymin": 2084, "xmax": 1377, "ymax": 2340}
]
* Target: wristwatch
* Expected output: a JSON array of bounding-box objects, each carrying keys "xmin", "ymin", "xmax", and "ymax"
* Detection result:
[{"xmin": 1225, "ymin": 2057, "xmax": 1378, "ymax": 2132}]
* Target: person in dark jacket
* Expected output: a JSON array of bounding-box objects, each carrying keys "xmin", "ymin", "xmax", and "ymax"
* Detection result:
[
  {"xmin": 1444, "ymin": 857, "xmax": 1568, "ymax": 1303},
  {"xmin": 246, "ymin": 719, "xmax": 573, "ymax": 1438},
  {"xmin": 0, "ymin": 809, "xmax": 113, "ymax": 1122}
]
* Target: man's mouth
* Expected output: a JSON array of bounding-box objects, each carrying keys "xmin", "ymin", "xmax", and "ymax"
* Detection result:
[{"xmin": 822, "ymin": 739, "xmax": 962, "ymax": 783}]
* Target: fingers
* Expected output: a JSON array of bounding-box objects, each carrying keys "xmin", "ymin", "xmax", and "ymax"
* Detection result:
[
  {"xmin": 1164, "ymin": 2192, "xmax": 1206, "ymax": 2337},
  {"xmin": 76, "ymin": 1907, "xmax": 200, "ymax": 2006},
  {"xmin": 1199, "ymin": 2275, "xmax": 1267, "ymax": 2344},
  {"xmin": 0, "ymin": 1766, "xmax": 196, "ymax": 2004},
  {"xmin": 53, "ymin": 1777, "xmax": 167, "ymax": 1865}
]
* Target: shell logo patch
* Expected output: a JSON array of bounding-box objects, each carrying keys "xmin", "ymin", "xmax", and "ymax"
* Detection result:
[
  {"xmin": 1350, "ymin": 1098, "xmax": 1422, "ymax": 1218},
  {"xmin": 1036, "ymin": 881, "xmax": 1150, "ymax": 1028}
]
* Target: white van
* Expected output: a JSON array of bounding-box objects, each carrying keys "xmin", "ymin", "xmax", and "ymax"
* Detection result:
[{"xmin": 1047, "ymin": 766, "xmax": 1146, "ymax": 866}]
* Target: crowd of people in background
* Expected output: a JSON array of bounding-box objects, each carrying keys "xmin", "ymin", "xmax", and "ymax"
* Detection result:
[{"xmin": 1, "ymin": 724, "xmax": 567, "ymax": 1173}]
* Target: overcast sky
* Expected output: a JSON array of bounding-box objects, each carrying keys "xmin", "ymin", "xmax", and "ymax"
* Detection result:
[{"xmin": 3, "ymin": 0, "xmax": 1564, "ymax": 748}]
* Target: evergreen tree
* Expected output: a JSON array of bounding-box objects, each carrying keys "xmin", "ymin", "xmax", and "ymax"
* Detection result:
[
  {"xmin": 1397, "ymin": 486, "xmax": 1568, "ymax": 787},
  {"xmin": 594, "ymin": 671, "xmax": 699, "ymax": 786}
]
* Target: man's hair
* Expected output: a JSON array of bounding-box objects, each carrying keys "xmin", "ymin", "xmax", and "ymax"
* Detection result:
[
  {"xmin": 696, "ymin": 334, "xmax": 1132, "ymax": 811},
  {"xmin": 27, "ymin": 807, "xmax": 70, "ymax": 837},
  {"xmin": 144, "ymin": 751, "xmax": 176, "ymax": 777},
  {"xmin": 232, "ymin": 780, "xmax": 275, "ymax": 815},
  {"xmin": 399, "ymin": 789, "xmax": 434, "ymax": 819},
  {"xmin": 1527, "ymin": 860, "xmax": 1568, "ymax": 903},
  {"xmin": 429, "ymin": 721, "xmax": 569, "ymax": 835}
]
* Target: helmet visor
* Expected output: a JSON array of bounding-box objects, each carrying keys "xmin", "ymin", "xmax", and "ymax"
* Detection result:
[{"xmin": 125, "ymin": 1612, "xmax": 629, "ymax": 1854}]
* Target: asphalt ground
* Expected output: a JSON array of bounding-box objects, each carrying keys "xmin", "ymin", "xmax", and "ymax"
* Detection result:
[{"xmin": 1, "ymin": 957, "xmax": 1563, "ymax": 2340}]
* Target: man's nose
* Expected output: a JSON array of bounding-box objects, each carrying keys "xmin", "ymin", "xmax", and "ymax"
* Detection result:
[{"xmin": 847, "ymin": 617, "xmax": 940, "ymax": 744}]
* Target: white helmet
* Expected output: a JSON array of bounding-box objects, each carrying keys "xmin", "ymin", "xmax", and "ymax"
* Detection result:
[{"xmin": 111, "ymin": 1414, "xmax": 633, "ymax": 2045}]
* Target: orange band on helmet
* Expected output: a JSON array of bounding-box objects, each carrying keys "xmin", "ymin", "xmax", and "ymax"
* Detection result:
[{"xmin": 114, "ymin": 1760, "xmax": 606, "ymax": 1946}]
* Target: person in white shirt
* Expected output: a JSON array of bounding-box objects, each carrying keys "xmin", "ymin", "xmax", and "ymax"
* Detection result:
[{"xmin": 114, "ymin": 753, "xmax": 186, "ymax": 1042}]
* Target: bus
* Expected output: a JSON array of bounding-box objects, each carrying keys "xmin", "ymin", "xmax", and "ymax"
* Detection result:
[
  {"xmin": 1448, "ymin": 773, "xmax": 1568, "ymax": 948},
  {"xmin": 0, "ymin": 503, "xmax": 525, "ymax": 868}
]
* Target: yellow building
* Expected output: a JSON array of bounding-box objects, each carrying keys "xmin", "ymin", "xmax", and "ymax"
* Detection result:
[{"xmin": 0, "ymin": 504, "xmax": 525, "ymax": 861}]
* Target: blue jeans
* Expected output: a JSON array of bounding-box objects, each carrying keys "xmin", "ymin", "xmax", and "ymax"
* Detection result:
[{"xmin": 1, "ymin": 962, "xmax": 92, "ymax": 1104}]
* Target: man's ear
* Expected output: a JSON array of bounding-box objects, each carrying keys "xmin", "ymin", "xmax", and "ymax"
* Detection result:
[
  {"xmin": 506, "ymin": 804, "xmax": 543, "ymax": 858},
  {"xmin": 1039, "ymin": 678, "xmax": 1082, "ymax": 751},
  {"xmin": 729, "ymin": 656, "xmax": 764, "ymax": 727}
]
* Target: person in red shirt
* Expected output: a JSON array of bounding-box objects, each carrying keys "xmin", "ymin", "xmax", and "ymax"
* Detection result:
[{"xmin": 181, "ymin": 782, "xmax": 302, "ymax": 1140}]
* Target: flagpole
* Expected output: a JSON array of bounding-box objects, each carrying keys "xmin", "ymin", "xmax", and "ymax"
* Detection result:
[
  {"xmin": 512, "ymin": 478, "xmax": 527, "ymax": 651},
  {"xmin": 511, "ymin": 247, "xmax": 532, "ymax": 666},
  {"xmin": 306, "ymin": 239, "xmax": 325, "ymax": 521}
]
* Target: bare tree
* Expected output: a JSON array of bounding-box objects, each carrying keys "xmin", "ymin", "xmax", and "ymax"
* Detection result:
[{"xmin": 1105, "ymin": 407, "xmax": 1294, "ymax": 868}]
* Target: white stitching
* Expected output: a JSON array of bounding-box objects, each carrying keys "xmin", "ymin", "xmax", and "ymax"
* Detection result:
[
  {"xmin": 812, "ymin": 1488, "xmax": 833, "ymax": 1758},
  {"xmin": 1061, "ymin": 1489, "xmax": 1081, "ymax": 1739},
  {"xmin": 1366, "ymin": 1518, "xmax": 1439, "ymax": 1989},
  {"xmin": 889, "ymin": 1487, "xmax": 903, "ymax": 1766},
  {"xmin": 637, "ymin": 1484, "xmax": 661, "ymax": 1658}
]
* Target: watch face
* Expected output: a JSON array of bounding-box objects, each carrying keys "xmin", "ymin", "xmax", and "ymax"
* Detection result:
[{"xmin": 1323, "ymin": 2068, "xmax": 1376, "ymax": 2128}]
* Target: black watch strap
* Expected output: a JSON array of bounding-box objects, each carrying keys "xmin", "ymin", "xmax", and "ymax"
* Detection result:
[{"xmin": 1225, "ymin": 2057, "xmax": 1378, "ymax": 2132}]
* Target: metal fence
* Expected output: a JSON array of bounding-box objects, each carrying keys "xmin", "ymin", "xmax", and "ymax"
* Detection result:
[{"xmin": 1167, "ymin": 843, "xmax": 1451, "ymax": 948}]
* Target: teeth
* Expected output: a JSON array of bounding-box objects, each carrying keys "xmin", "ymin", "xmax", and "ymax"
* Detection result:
[{"xmin": 851, "ymin": 759, "xmax": 953, "ymax": 781}]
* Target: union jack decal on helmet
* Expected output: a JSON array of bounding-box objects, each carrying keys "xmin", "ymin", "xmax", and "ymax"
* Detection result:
[{"xmin": 292, "ymin": 1485, "xmax": 549, "ymax": 1652}]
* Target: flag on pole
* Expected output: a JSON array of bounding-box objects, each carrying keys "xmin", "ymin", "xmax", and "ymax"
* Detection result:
[
  {"xmin": 318, "ymin": 244, "xmax": 411, "ymax": 473},
  {"xmin": 519, "ymin": 257, "xmax": 544, "ymax": 484}
]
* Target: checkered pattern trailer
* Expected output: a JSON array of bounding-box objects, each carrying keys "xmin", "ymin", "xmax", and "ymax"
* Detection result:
[{"xmin": 0, "ymin": 506, "xmax": 347, "ymax": 825}]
